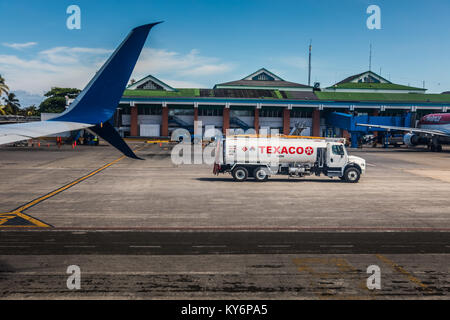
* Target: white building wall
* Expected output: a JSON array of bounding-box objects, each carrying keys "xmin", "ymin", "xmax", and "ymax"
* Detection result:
[
  {"xmin": 198, "ymin": 116, "xmax": 223, "ymax": 127},
  {"xmin": 259, "ymin": 117, "xmax": 283, "ymax": 128},
  {"xmin": 140, "ymin": 124, "xmax": 160, "ymax": 137},
  {"xmin": 138, "ymin": 115, "xmax": 162, "ymax": 125}
]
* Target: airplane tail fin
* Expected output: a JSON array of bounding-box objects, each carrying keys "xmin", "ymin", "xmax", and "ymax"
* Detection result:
[{"xmin": 51, "ymin": 22, "xmax": 162, "ymax": 158}]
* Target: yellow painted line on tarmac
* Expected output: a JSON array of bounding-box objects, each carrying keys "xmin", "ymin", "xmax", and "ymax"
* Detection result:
[
  {"xmin": 1, "ymin": 146, "xmax": 146, "ymax": 228},
  {"xmin": 14, "ymin": 155, "xmax": 125, "ymax": 213},
  {"xmin": 0, "ymin": 212, "xmax": 51, "ymax": 228},
  {"xmin": 375, "ymin": 254, "xmax": 432, "ymax": 292},
  {"xmin": 293, "ymin": 257, "xmax": 371, "ymax": 299}
]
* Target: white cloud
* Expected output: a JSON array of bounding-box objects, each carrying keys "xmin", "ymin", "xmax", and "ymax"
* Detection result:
[
  {"xmin": 0, "ymin": 47, "xmax": 111, "ymax": 95},
  {"xmin": 3, "ymin": 42, "xmax": 38, "ymax": 50},
  {"xmin": 0, "ymin": 45, "xmax": 235, "ymax": 97},
  {"xmin": 39, "ymin": 47, "xmax": 112, "ymax": 65},
  {"xmin": 131, "ymin": 48, "xmax": 235, "ymax": 82}
]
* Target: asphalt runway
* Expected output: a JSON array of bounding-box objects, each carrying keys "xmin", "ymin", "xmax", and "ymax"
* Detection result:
[
  {"xmin": 0, "ymin": 231, "xmax": 449, "ymax": 255},
  {"xmin": 1, "ymin": 143, "xmax": 450, "ymax": 230},
  {"xmin": 0, "ymin": 143, "xmax": 449, "ymax": 298}
]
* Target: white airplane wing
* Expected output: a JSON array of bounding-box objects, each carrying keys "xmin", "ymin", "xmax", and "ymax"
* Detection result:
[
  {"xmin": 0, "ymin": 121, "xmax": 93, "ymax": 145},
  {"xmin": 355, "ymin": 123, "xmax": 449, "ymax": 137}
]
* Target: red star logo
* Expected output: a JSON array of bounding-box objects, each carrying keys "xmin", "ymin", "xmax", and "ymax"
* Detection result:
[
  {"xmin": 305, "ymin": 146, "xmax": 314, "ymax": 155},
  {"xmin": 242, "ymin": 147, "xmax": 248, "ymax": 152}
]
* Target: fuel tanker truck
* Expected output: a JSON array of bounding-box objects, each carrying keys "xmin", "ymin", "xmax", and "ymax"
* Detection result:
[{"xmin": 213, "ymin": 135, "xmax": 366, "ymax": 182}]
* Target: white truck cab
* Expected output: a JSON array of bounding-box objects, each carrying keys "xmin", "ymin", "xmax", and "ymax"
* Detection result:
[{"xmin": 325, "ymin": 142, "xmax": 366, "ymax": 179}]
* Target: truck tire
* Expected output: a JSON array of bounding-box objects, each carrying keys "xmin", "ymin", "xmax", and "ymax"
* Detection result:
[
  {"xmin": 343, "ymin": 167, "xmax": 360, "ymax": 183},
  {"xmin": 253, "ymin": 167, "xmax": 269, "ymax": 182},
  {"xmin": 232, "ymin": 166, "xmax": 248, "ymax": 182}
]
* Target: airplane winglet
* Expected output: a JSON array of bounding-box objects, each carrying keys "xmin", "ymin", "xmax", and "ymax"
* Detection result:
[
  {"xmin": 132, "ymin": 21, "xmax": 164, "ymax": 32},
  {"xmin": 48, "ymin": 22, "xmax": 162, "ymax": 158}
]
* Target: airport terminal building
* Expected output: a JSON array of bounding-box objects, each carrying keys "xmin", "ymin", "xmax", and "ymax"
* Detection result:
[{"xmin": 116, "ymin": 68, "xmax": 450, "ymax": 139}]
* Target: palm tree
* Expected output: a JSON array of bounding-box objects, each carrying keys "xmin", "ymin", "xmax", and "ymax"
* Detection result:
[
  {"xmin": 0, "ymin": 74, "xmax": 9, "ymax": 97},
  {"xmin": 20, "ymin": 105, "xmax": 39, "ymax": 116},
  {"xmin": 3, "ymin": 93, "xmax": 20, "ymax": 114},
  {"xmin": 0, "ymin": 105, "xmax": 7, "ymax": 115}
]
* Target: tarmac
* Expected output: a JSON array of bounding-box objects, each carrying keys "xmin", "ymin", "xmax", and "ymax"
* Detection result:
[{"xmin": 0, "ymin": 142, "xmax": 449, "ymax": 299}]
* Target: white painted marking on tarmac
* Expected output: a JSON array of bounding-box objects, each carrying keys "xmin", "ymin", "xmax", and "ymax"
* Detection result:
[
  {"xmin": 129, "ymin": 245, "xmax": 161, "ymax": 248},
  {"xmin": 0, "ymin": 245, "xmax": 30, "ymax": 248},
  {"xmin": 381, "ymin": 245, "xmax": 414, "ymax": 248},
  {"xmin": 367, "ymin": 163, "xmax": 376, "ymax": 167},
  {"xmin": 192, "ymin": 245, "xmax": 227, "ymax": 248},
  {"xmin": 63, "ymin": 245, "xmax": 96, "ymax": 248},
  {"xmin": 257, "ymin": 245, "xmax": 291, "ymax": 248},
  {"xmin": 319, "ymin": 245, "xmax": 354, "ymax": 248}
]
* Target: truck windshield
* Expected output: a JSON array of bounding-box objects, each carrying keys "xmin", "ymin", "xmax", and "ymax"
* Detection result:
[{"xmin": 332, "ymin": 145, "xmax": 345, "ymax": 156}]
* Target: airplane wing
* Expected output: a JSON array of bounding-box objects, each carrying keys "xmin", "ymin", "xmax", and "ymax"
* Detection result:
[
  {"xmin": 0, "ymin": 22, "xmax": 162, "ymax": 159},
  {"xmin": 355, "ymin": 123, "xmax": 449, "ymax": 137},
  {"xmin": 0, "ymin": 121, "xmax": 92, "ymax": 145}
]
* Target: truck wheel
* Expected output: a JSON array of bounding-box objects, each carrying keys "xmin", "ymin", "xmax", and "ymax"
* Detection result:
[
  {"xmin": 343, "ymin": 167, "xmax": 360, "ymax": 183},
  {"xmin": 253, "ymin": 167, "xmax": 269, "ymax": 182},
  {"xmin": 232, "ymin": 166, "xmax": 248, "ymax": 182}
]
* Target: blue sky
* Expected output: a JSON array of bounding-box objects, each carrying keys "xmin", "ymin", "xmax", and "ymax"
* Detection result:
[{"xmin": 1, "ymin": 0, "xmax": 450, "ymax": 106}]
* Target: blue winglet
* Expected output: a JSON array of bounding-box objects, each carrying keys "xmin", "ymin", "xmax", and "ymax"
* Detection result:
[
  {"xmin": 50, "ymin": 22, "xmax": 162, "ymax": 158},
  {"xmin": 53, "ymin": 22, "xmax": 162, "ymax": 124}
]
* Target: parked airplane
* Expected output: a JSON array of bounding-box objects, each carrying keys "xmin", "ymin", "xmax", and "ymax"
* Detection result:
[
  {"xmin": 357, "ymin": 113, "xmax": 450, "ymax": 151},
  {"xmin": 0, "ymin": 22, "xmax": 162, "ymax": 159}
]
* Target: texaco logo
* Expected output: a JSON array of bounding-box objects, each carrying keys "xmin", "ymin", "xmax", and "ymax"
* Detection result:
[{"xmin": 305, "ymin": 146, "xmax": 314, "ymax": 155}]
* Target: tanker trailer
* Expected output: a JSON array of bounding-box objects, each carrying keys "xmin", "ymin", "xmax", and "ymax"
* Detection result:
[{"xmin": 213, "ymin": 135, "xmax": 365, "ymax": 182}]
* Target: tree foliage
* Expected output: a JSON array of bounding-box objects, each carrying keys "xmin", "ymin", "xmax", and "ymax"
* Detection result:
[
  {"xmin": 0, "ymin": 74, "xmax": 9, "ymax": 97},
  {"xmin": 4, "ymin": 93, "xmax": 20, "ymax": 114},
  {"xmin": 19, "ymin": 105, "xmax": 40, "ymax": 116},
  {"xmin": 1, "ymin": 92, "xmax": 21, "ymax": 115},
  {"xmin": 39, "ymin": 87, "xmax": 81, "ymax": 114}
]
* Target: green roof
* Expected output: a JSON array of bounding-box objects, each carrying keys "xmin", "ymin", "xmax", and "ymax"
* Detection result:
[
  {"xmin": 327, "ymin": 82, "xmax": 425, "ymax": 91},
  {"xmin": 315, "ymin": 92, "xmax": 450, "ymax": 103},
  {"xmin": 122, "ymin": 88, "xmax": 450, "ymax": 104},
  {"xmin": 123, "ymin": 88, "xmax": 200, "ymax": 97}
]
